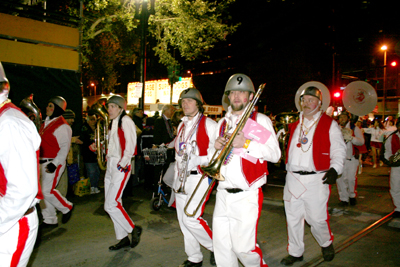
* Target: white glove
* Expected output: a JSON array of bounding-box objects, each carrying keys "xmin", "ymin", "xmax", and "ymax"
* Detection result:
[
  {"xmin": 341, "ymin": 128, "xmax": 353, "ymax": 142},
  {"xmin": 118, "ymin": 156, "xmax": 131, "ymax": 168},
  {"xmin": 187, "ymin": 154, "xmax": 202, "ymax": 171}
]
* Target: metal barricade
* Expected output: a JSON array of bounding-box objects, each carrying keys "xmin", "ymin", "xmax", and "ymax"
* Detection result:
[{"xmin": 142, "ymin": 146, "xmax": 168, "ymax": 166}]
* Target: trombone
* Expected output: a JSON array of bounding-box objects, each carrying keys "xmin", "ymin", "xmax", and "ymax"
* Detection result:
[{"xmin": 184, "ymin": 84, "xmax": 266, "ymax": 217}]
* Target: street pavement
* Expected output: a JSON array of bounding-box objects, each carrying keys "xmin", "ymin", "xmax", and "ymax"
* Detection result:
[{"xmin": 28, "ymin": 163, "xmax": 400, "ymax": 267}]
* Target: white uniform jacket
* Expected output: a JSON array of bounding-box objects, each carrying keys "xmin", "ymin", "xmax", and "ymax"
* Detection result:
[
  {"xmin": 0, "ymin": 102, "xmax": 41, "ymax": 236},
  {"xmin": 344, "ymin": 121, "xmax": 364, "ymax": 160},
  {"xmin": 215, "ymin": 107, "xmax": 281, "ymax": 190},
  {"xmin": 173, "ymin": 113, "xmax": 217, "ymax": 191},
  {"xmin": 107, "ymin": 115, "xmax": 137, "ymax": 167}
]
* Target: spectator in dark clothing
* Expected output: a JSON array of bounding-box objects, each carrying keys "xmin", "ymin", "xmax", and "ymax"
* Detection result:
[
  {"xmin": 152, "ymin": 105, "xmax": 176, "ymax": 191},
  {"xmin": 131, "ymin": 108, "xmax": 144, "ymax": 131},
  {"xmin": 141, "ymin": 117, "xmax": 156, "ymax": 189},
  {"xmin": 80, "ymin": 114, "xmax": 101, "ymax": 194}
]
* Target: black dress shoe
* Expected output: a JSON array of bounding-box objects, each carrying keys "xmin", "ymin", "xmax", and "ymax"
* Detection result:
[
  {"xmin": 393, "ymin": 211, "xmax": 400, "ymax": 218},
  {"xmin": 179, "ymin": 260, "xmax": 203, "ymax": 267},
  {"xmin": 210, "ymin": 251, "xmax": 216, "ymax": 266},
  {"xmin": 131, "ymin": 225, "xmax": 142, "ymax": 248},
  {"xmin": 62, "ymin": 206, "xmax": 74, "ymax": 224},
  {"xmin": 40, "ymin": 222, "xmax": 58, "ymax": 229},
  {"xmin": 349, "ymin": 198, "xmax": 357, "ymax": 206},
  {"xmin": 109, "ymin": 236, "xmax": 130, "ymax": 250},
  {"xmin": 322, "ymin": 243, "xmax": 335, "ymax": 261},
  {"xmin": 280, "ymin": 255, "xmax": 303, "ymax": 266}
]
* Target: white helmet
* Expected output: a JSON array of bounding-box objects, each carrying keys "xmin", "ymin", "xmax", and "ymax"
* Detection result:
[
  {"xmin": 222, "ymin": 73, "xmax": 255, "ymax": 110},
  {"xmin": 0, "ymin": 62, "xmax": 8, "ymax": 83},
  {"xmin": 178, "ymin": 88, "xmax": 204, "ymax": 106},
  {"xmin": 49, "ymin": 96, "xmax": 67, "ymax": 111}
]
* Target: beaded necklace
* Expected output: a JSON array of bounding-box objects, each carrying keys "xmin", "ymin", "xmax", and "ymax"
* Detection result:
[{"xmin": 297, "ymin": 112, "xmax": 323, "ymax": 152}]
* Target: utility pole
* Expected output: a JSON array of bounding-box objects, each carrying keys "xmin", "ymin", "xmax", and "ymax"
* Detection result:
[{"xmin": 135, "ymin": 0, "xmax": 155, "ymax": 109}]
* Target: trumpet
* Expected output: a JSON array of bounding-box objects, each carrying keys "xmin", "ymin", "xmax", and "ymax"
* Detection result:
[
  {"xmin": 174, "ymin": 140, "xmax": 197, "ymax": 194},
  {"xmin": 184, "ymin": 84, "xmax": 266, "ymax": 217}
]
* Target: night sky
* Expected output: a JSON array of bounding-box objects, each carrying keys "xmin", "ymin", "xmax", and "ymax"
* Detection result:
[{"xmin": 190, "ymin": 0, "xmax": 400, "ymax": 114}]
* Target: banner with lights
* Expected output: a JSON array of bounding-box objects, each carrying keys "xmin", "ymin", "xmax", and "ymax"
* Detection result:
[{"xmin": 127, "ymin": 78, "xmax": 193, "ymax": 105}]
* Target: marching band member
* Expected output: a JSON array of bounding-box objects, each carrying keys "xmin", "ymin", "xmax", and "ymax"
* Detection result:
[
  {"xmin": 383, "ymin": 120, "xmax": 400, "ymax": 218},
  {"xmin": 39, "ymin": 96, "xmax": 74, "ymax": 228},
  {"xmin": 0, "ymin": 62, "xmax": 42, "ymax": 267},
  {"xmin": 281, "ymin": 84, "xmax": 346, "ymax": 265},
  {"xmin": 104, "ymin": 95, "xmax": 142, "ymax": 250},
  {"xmin": 337, "ymin": 110, "xmax": 364, "ymax": 206},
  {"xmin": 173, "ymin": 88, "xmax": 217, "ymax": 267},
  {"xmin": 213, "ymin": 74, "xmax": 281, "ymax": 267}
]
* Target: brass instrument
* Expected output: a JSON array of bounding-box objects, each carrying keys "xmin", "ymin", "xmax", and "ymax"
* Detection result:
[
  {"xmin": 381, "ymin": 131, "xmax": 400, "ymax": 167},
  {"xmin": 184, "ymin": 84, "xmax": 265, "ymax": 217},
  {"xmin": 275, "ymin": 112, "xmax": 299, "ymax": 166},
  {"xmin": 19, "ymin": 94, "xmax": 42, "ymax": 131},
  {"xmin": 174, "ymin": 140, "xmax": 197, "ymax": 194},
  {"xmin": 89, "ymin": 98, "xmax": 109, "ymax": 170}
]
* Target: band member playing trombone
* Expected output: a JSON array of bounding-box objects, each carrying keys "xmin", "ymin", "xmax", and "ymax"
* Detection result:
[
  {"xmin": 383, "ymin": 120, "xmax": 400, "ymax": 218},
  {"xmin": 173, "ymin": 88, "xmax": 217, "ymax": 267},
  {"xmin": 213, "ymin": 74, "xmax": 280, "ymax": 267},
  {"xmin": 281, "ymin": 83, "xmax": 346, "ymax": 265}
]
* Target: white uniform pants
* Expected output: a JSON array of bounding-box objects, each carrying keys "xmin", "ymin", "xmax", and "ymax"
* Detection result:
[
  {"xmin": 40, "ymin": 162, "xmax": 73, "ymax": 224},
  {"xmin": 104, "ymin": 157, "xmax": 135, "ymax": 240},
  {"xmin": 336, "ymin": 157, "xmax": 358, "ymax": 201},
  {"xmin": 390, "ymin": 167, "xmax": 400, "ymax": 212},
  {"xmin": 175, "ymin": 174, "xmax": 214, "ymax": 263},
  {"xmin": 213, "ymin": 188, "xmax": 267, "ymax": 267},
  {"xmin": 0, "ymin": 208, "xmax": 38, "ymax": 267},
  {"xmin": 284, "ymin": 173, "xmax": 333, "ymax": 257}
]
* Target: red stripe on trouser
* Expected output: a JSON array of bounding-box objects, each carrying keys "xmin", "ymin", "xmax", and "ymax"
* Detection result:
[
  {"xmin": 197, "ymin": 181, "xmax": 215, "ymax": 239},
  {"xmin": 50, "ymin": 165, "xmax": 72, "ymax": 210},
  {"xmin": 252, "ymin": 188, "xmax": 268, "ymax": 267},
  {"xmin": 10, "ymin": 217, "xmax": 30, "ymax": 267},
  {"xmin": 115, "ymin": 165, "xmax": 135, "ymax": 228},
  {"xmin": 325, "ymin": 185, "xmax": 334, "ymax": 242}
]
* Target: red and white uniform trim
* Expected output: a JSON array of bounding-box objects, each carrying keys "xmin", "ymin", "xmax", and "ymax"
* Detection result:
[
  {"xmin": 0, "ymin": 101, "xmax": 41, "ymax": 267},
  {"xmin": 173, "ymin": 113, "xmax": 217, "ymax": 263},
  {"xmin": 284, "ymin": 111, "xmax": 346, "ymax": 257},
  {"xmin": 39, "ymin": 116, "xmax": 73, "ymax": 224},
  {"xmin": 384, "ymin": 132, "xmax": 400, "ymax": 212},
  {"xmin": 212, "ymin": 107, "xmax": 280, "ymax": 267},
  {"xmin": 104, "ymin": 114, "xmax": 137, "ymax": 240},
  {"xmin": 336, "ymin": 121, "xmax": 364, "ymax": 202}
]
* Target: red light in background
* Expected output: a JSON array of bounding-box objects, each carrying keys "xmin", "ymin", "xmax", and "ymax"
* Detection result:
[
  {"xmin": 333, "ymin": 92, "xmax": 341, "ymax": 98},
  {"xmin": 391, "ymin": 61, "xmax": 397, "ymax": 67}
]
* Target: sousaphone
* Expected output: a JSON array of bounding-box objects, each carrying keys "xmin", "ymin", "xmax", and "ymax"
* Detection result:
[
  {"xmin": 294, "ymin": 81, "xmax": 331, "ymax": 112},
  {"xmin": 342, "ymin": 81, "xmax": 377, "ymax": 116}
]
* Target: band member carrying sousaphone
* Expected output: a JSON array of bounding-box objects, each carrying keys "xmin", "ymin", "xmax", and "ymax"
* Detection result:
[{"xmin": 281, "ymin": 81, "xmax": 346, "ymax": 265}]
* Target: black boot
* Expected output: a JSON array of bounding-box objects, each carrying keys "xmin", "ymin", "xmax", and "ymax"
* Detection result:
[
  {"xmin": 179, "ymin": 260, "xmax": 203, "ymax": 267},
  {"xmin": 109, "ymin": 236, "xmax": 130, "ymax": 250},
  {"xmin": 322, "ymin": 243, "xmax": 335, "ymax": 261},
  {"xmin": 280, "ymin": 255, "xmax": 303, "ymax": 266},
  {"xmin": 131, "ymin": 225, "xmax": 143, "ymax": 248}
]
